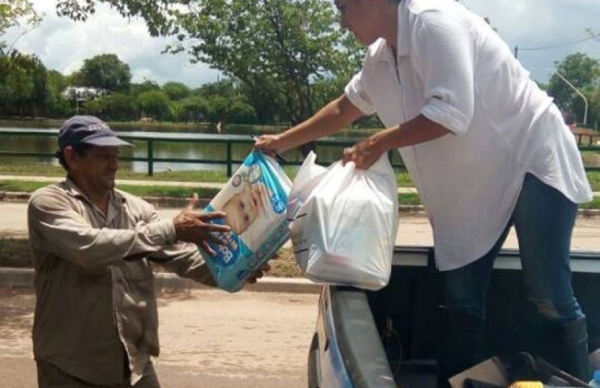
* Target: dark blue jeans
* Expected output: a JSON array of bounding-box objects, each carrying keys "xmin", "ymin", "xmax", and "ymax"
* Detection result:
[{"xmin": 444, "ymin": 173, "xmax": 583, "ymax": 324}]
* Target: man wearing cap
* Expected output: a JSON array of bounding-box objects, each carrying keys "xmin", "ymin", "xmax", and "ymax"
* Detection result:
[{"xmin": 27, "ymin": 116, "xmax": 254, "ymax": 387}]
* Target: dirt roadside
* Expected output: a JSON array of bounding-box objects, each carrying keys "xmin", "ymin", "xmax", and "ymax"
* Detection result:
[{"xmin": 0, "ymin": 287, "xmax": 320, "ymax": 388}]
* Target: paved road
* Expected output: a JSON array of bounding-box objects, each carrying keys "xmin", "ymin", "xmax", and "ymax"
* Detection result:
[{"xmin": 2, "ymin": 202, "xmax": 600, "ymax": 251}]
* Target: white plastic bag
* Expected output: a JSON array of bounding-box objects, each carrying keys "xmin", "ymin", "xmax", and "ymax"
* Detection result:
[{"xmin": 288, "ymin": 151, "xmax": 399, "ymax": 290}]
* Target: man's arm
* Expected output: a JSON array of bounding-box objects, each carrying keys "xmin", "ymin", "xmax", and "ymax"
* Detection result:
[
  {"xmin": 28, "ymin": 191, "xmax": 229, "ymax": 274},
  {"xmin": 28, "ymin": 192, "xmax": 177, "ymax": 273}
]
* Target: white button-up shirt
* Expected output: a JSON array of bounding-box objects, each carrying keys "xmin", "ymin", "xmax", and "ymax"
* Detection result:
[{"xmin": 345, "ymin": 0, "xmax": 592, "ymax": 271}]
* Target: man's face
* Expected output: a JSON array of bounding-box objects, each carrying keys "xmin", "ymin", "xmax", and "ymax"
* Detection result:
[
  {"xmin": 67, "ymin": 146, "xmax": 120, "ymax": 193},
  {"xmin": 335, "ymin": 0, "xmax": 378, "ymax": 46}
]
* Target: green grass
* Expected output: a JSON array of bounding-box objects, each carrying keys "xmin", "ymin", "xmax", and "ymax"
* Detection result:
[
  {"xmin": 0, "ymin": 180, "xmax": 47, "ymax": 192},
  {"xmin": 118, "ymin": 185, "xmax": 220, "ymax": 198},
  {"xmin": 399, "ymin": 193, "xmax": 422, "ymax": 206},
  {"xmin": 0, "ymin": 180, "xmax": 221, "ymax": 199},
  {"xmin": 0, "ymin": 163, "xmax": 231, "ymax": 183},
  {"xmin": 3, "ymin": 161, "xmax": 600, "ymax": 191},
  {"xmin": 580, "ymin": 196, "xmax": 600, "ymax": 209},
  {"xmin": 0, "ymin": 238, "xmax": 33, "ymax": 268},
  {"xmin": 2, "ymin": 178, "xmax": 599, "ymax": 210},
  {"xmin": 0, "ymin": 236, "xmax": 302, "ymax": 276},
  {"xmin": 0, "ymin": 161, "xmax": 418, "ymax": 187},
  {"xmin": 0, "ymin": 163, "xmax": 66, "ymax": 177},
  {"xmin": 587, "ymin": 171, "xmax": 600, "ymax": 192}
]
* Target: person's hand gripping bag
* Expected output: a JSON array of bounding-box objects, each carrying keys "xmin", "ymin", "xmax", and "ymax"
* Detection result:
[
  {"xmin": 288, "ymin": 152, "xmax": 398, "ymax": 291},
  {"xmin": 201, "ymin": 150, "xmax": 292, "ymax": 292}
]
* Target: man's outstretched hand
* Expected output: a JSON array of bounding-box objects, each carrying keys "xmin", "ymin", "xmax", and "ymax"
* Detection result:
[{"xmin": 173, "ymin": 193, "xmax": 231, "ymax": 256}]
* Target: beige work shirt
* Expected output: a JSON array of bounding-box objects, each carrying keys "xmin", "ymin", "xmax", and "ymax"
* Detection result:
[{"xmin": 28, "ymin": 179, "xmax": 214, "ymax": 385}]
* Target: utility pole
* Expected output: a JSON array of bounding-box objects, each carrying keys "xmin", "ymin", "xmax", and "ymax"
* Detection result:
[{"xmin": 555, "ymin": 71, "xmax": 588, "ymax": 127}]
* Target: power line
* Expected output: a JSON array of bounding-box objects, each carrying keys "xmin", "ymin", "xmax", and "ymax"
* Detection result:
[
  {"xmin": 513, "ymin": 35, "xmax": 598, "ymax": 59},
  {"xmin": 519, "ymin": 36, "xmax": 597, "ymax": 52}
]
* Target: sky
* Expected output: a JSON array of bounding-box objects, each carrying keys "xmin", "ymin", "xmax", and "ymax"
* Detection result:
[{"xmin": 4, "ymin": 0, "xmax": 600, "ymax": 88}]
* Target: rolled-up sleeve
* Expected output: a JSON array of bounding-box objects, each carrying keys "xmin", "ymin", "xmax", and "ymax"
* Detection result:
[
  {"xmin": 28, "ymin": 192, "xmax": 176, "ymax": 273},
  {"xmin": 345, "ymin": 71, "xmax": 377, "ymax": 116},
  {"xmin": 412, "ymin": 11, "xmax": 475, "ymax": 135}
]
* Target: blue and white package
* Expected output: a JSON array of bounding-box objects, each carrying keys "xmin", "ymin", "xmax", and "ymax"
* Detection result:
[{"xmin": 201, "ymin": 150, "xmax": 292, "ymax": 292}]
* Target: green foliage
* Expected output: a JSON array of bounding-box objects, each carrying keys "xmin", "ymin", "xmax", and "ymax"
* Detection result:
[
  {"xmin": 162, "ymin": 81, "xmax": 191, "ymax": 101},
  {"xmin": 173, "ymin": 96, "xmax": 205, "ymax": 123},
  {"xmin": 192, "ymin": 79, "xmax": 256, "ymax": 124},
  {"xmin": 172, "ymin": 0, "xmax": 362, "ymax": 124},
  {"xmin": 82, "ymin": 95, "xmax": 107, "ymax": 116},
  {"xmin": 136, "ymin": 90, "xmax": 172, "ymax": 120},
  {"xmin": 548, "ymin": 53, "xmax": 600, "ymax": 125},
  {"xmin": 54, "ymin": 0, "xmax": 363, "ymax": 125},
  {"xmin": 103, "ymin": 92, "xmax": 137, "ymax": 120},
  {"xmin": 0, "ymin": 0, "xmax": 41, "ymax": 51},
  {"xmin": 0, "ymin": 50, "xmax": 49, "ymax": 117},
  {"xmin": 78, "ymin": 53, "xmax": 132, "ymax": 93},
  {"xmin": 46, "ymin": 70, "xmax": 71, "ymax": 117},
  {"xmin": 131, "ymin": 80, "xmax": 161, "ymax": 97}
]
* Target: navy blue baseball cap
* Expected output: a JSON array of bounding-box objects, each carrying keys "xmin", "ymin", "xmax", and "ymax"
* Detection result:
[{"xmin": 58, "ymin": 116, "xmax": 132, "ymax": 150}]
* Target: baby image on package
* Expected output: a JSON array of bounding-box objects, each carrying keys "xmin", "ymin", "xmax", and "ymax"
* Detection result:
[{"xmin": 201, "ymin": 150, "xmax": 292, "ymax": 292}]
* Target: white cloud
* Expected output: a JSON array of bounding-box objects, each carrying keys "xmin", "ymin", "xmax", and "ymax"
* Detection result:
[
  {"xmin": 4, "ymin": 0, "xmax": 600, "ymax": 86},
  {"xmin": 461, "ymin": 0, "xmax": 600, "ymax": 82},
  {"xmin": 4, "ymin": 0, "xmax": 220, "ymax": 87}
]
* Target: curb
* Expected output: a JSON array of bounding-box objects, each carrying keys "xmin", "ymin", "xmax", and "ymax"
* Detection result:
[{"xmin": 0, "ymin": 268, "xmax": 323, "ymax": 294}]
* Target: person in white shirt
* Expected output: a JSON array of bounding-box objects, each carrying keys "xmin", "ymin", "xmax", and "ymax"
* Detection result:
[{"xmin": 255, "ymin": 0, "xmax": 593, "ymax": 384}]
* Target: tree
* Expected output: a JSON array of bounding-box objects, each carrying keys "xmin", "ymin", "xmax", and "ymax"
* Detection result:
[
  {"xmin": 590, "ymin": 88, "xmax": 600, "ymax": 129},
  {"xmin": 193, "ymin": 79, "xmax": 256, "ymax": 125},
  {"xmin": 104, "ymin": 92, "xmax": 137, "ymax": 120},
  {"xmin": 136, "ymin": 90, "xmax": 172, "ymax": 120},
  {"xmin": 0, "ymin": 0, "xmax": 41, "ymax": 53},
  {"xmin": 78, "ymin": 53, "xmax": 132, "ymax": 93},
  {"xmin": 162, "ymin": 81, "xmax": 190, "ymax": 101},
  {"xmin": 131, "ymin": 79, "xmax": 161, "ymax": 98},
  {"xmin": 46, "ymin": 70, "xmax": 71, "ymax": 117},
  {"xmin": 0, "ymin": 50, "xmax": 48, "ymax": 117},
  {"xmin": 83, "ymin": 96, "xmax": 107, "ymax": 116},
  {"xmin": 55, "ymin": 0, "xmax": 363, "ymax": 125},
  {"xmin": 174, "ymin": 96, "xmax": 205, "ymax": 123},
  {"xmin": 548, "ymin": 53, "xmax": 600, "ymax": 125}
]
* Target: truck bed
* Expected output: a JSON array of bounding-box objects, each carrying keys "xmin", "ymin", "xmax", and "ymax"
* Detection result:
[{"xmin": 310, "ymin": 246, "xmax": 600, "ymax": 388}]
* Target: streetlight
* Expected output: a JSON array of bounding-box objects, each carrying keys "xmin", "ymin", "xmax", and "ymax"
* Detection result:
[{"xmin": 554, "ymin": 71, "xmax": 589, "ymax": 127}]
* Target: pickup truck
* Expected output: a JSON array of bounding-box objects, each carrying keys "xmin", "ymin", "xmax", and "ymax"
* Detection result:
[{"xmin": 308, "ymin": 246, "xmax": 600, "ymax": 388}]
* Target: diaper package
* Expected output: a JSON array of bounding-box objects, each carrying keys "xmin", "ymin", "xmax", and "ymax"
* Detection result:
[{"xmin": 201, "ymin": 150, "xmax": 292, "ymax": 292}]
